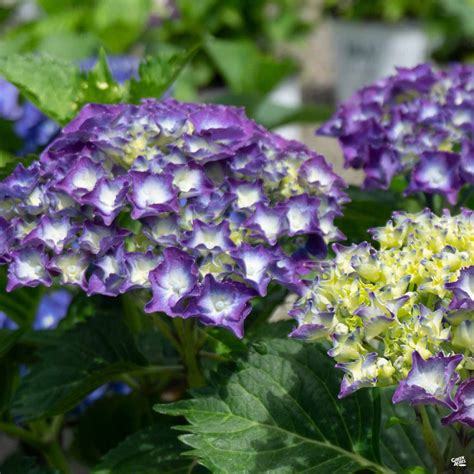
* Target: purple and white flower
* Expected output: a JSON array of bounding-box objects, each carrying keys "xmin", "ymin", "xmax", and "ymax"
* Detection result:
[
  {"xmin": 184, "ymin": 275, "xmax": 255, "ymax": 337},
  {"xmin": 145, "ymin": 248, "xmax": 198, "ymax": 315},
  {"xmin": 392, "ymin": 352, "xmax": 462, "ymax": 409},
  {"xmin": 7, "ymin": 247, "xmax": 52, "ymax": 291}
]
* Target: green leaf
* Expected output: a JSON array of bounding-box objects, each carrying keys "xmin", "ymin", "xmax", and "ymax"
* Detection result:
[
  {"xmin": 128, "ymin": 46, "xmax": 200, "ymax": 103},
  {"xmin": 156, "ymin": 338, "xmax": 389, "ymax": 473},
  {"xmin": 0, "ymin": 454, "xmax": 57, "ymax": 474},
  {"xmin": 0, "ymin": 153, "xmax": 37, "ymax": 182},
  {"xmin": 92, "ymin": 0, "xmax": 151, "ymax": 53},
  {"xmin": 12, "ymin": 312, "xmax": 148, "ymax": 420},
  {"xmin": 77, "ymin": 48, "xmax": 124, "ymax": 105},
  {"xmin": 72, "ymin": 393, "xmax": 158, "ymax": 466},
  {"xmin": 93, "ymin": 419, "xmax": 205, "ymax": 474},
  {"xmin": 252, "ymin": 101, "xmax": 333, "ymax": 131},
  {"xmin": 379, "ymin": 388, "xmax": 441, "ymax": 472},
  {"xmin": 0, "ymin": 54, "xmax": 80, "ymax": 124},
  {"xmin": 205, "ymin": 38, "xmax": 297, "ymax": 95},
  {"xmin": 0, "ymin": 329, "xmax": 24, "ymax": 358},
  {"xmin": 336, "ymin": 186, "xmax": 423, "ymax": 244},
  {"xmin": 0, "ymin": 354, "xmax": 20, "ymax": 414},
  {"xmin": 0, "ymin": 267, "xmax": 44, "ymax": 327}
]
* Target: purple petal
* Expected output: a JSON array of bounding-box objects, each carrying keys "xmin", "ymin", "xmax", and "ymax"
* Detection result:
[
  {"xmin": 442, "ymin": 379, "xmax": 474, "ymax": 427},
  {"xmin": 129, "ymin": 171, "xmax": 178, "ymax": 218},
  {"xmin": 145, "ymin": 247, "xmax": 198, "ymax": 315},
  {"xmin": 392, "ymin": 351, "xmax": 463, "ymax": 409},
  {"xmin": 7, "ymin": 247, "xmax": 52, "ymax": 291},
  {"xmin": 184, "ymin": 274, "xmax": 256, "ymax": 338}
]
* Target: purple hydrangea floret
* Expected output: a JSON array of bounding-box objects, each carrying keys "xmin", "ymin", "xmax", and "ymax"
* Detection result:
[
  {"xmin": 442, "ymin": 379, "xmax": 474, "ymax": 427},
  {"xmin": 392, "ymin": 351, "xmax": 463, "ymax": 410},
  {"xmin": 0, "ymin": 99, "xmax": 347, "ymax": 337},
  {"xmin": 318, "ymin": 64, "xmax": 474, "ymax": 204}
]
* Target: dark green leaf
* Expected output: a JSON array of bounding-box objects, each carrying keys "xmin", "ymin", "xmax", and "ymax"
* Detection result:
[
  {"xmin": 13, "ymin": 312, "xmax": 148, "ymax": 420},
  {"xmin": 128, "ymin": 46, "xmax": 199, "ymax": 103},
  {"xmin": 205, "ymin": 38, "xmax": 296, "ymax": 95},
  {"xmin": 0, "ymin": 354, "xmax": 20, "ymax": 414},
  {"xmin": 93, "ymin": 419, "xmax": 205, "ymax": 474},
  {"xmin": 0, "ymin": 329, "xmax": 24, "ymax": 358},
  {"xmin": 0, "ymin": 54, "xmax": 80, "ymax": 124},
  {"xmin": 379, "ymin": 388, "xmax": 441, "ymax": 472},
  {"xmin": 72, "ymin": 393, "xmax": 158, "ymax": 466},
  {"xmin": 0, "ymin": 454, "xmax": 57, "ymax": 474},
  {"xmin": 156, "ymin": 339, "xmax": 388, "ymax": 473},
  {"xmin": 336, "ymin": 187, "xmax": 423, "ymax": 244}
]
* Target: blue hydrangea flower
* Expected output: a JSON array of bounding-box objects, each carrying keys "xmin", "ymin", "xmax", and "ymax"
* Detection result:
[
  {"xmin": 318, "ymin": 64, "xmax": 474, "ymax": 204},
  {"xmin": 0, "ymin": 99, "xmax": 347, "ymax": 337}
]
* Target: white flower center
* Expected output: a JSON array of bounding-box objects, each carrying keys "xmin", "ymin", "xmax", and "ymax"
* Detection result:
[
  {"xmin": 72, "ymin": 167, "xmax": 98, "ymax": 191},
  {"xmin": 136, "ymin": 177, "xmax": 172, "ymax": 206},
  {"xmin": 237, "ymin": 186, "xmax": 260, "ymax": 208}
]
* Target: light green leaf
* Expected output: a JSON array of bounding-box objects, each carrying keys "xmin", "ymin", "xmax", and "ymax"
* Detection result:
[
  {"xmin": 128, "ymin": 46, "xmax": 200, "ymax": 103},
  {"xmin": 12, "ymin": 312, "xmax": 148, "ymax": 420},
  {"xmin": 205, "ymin": 38, "xmax": 297, "ymax": 95},
  {"xmin": 92, "ymin": 0, "xmax": 151, "ymax": 53},
  {"xmin": 0, "ymin": 53, "xmax": 80, "ymax": 124},
  {"xmin": 156, "ymin": 338, "xmax": 391, "ymax": 473},
  {"xmin": 78, "ymin": 48, "xmax": 124, "ymax": 105},
  {"xmin": 93, "ymin": 420, "xmax": 206, "ymax": 474}
]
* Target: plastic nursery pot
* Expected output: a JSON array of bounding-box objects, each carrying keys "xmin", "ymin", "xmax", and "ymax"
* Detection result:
[{"xmin": 331, "ymin": 20, "xmax": 431, "ymax": 101}]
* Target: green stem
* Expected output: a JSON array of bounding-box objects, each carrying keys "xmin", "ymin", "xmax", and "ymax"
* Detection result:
[
  {"xmin": 173, "ymin": 318, "xmax": 205, "ymax": 388},
  {"xmin": 43, "ymin": 441, "xmax": 71, "ymax": 474},
  {"xmin": 0, "ymin": 420, "xmax": 71, "ymax": 473},
  {"xmin": 0, "ymin": 422, "xmax": 41, "ymax": 446},
  {"xmin": 416, "ymin": 406, "xmax": 444, "ymax": 473},
  {"xmin": 151, "ymin": 313, "xmax": 183, "ymax": 356}
]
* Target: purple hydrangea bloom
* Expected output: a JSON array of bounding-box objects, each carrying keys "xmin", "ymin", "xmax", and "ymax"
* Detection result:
[
  {"xmin": 318, "ymin": 64, "xmax": 474, "ymax": 203},
  {"xmin": 442, "ymin": 379, "xmax": 474, "ymax": 427},
  {"xmin": 392, "ymin": 352, "xmax": 463, "ymax": 410},
  {"xmin": 0, "ymin": 99, "xmax": 347, "ymax": 337}
]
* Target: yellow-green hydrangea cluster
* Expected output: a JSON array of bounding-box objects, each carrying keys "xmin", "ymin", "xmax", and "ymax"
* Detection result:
[{"xmin": 290, "ymin": 209, "xmax": 473, "ymax": 400}]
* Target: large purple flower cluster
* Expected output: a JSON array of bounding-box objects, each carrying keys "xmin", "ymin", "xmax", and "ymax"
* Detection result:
[
  {"xmin": 0, "ymin": 99, "xmax": 347, "ymax": 337},
  {"xmin": 318, "ymin": 64, "xmax": 474, "ymax": 204}
]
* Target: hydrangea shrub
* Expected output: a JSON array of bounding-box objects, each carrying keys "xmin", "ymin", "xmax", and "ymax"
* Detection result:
[
  {"xmin": 318, "ymin": 64, "xmax": 474, "ymax": 204},
  {"xmin": 290, "ymin": 209, "xmax": 473, "ymax": 427}
]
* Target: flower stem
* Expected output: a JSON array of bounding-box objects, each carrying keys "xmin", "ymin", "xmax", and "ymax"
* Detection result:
[
  {"xmin": 43, "ymin": 440, "xmax": 71, "ymax": 474},
  {"xmin": 173, "ymin": 318, "xmax": 205, "ymax": 388},
  {"xmin": 0, "ymin": 422, "xmax": 41, "ymax": 446},
  {"xmin": 416, "ymin": 406, "xmax": 444, "ymax": 473}
]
